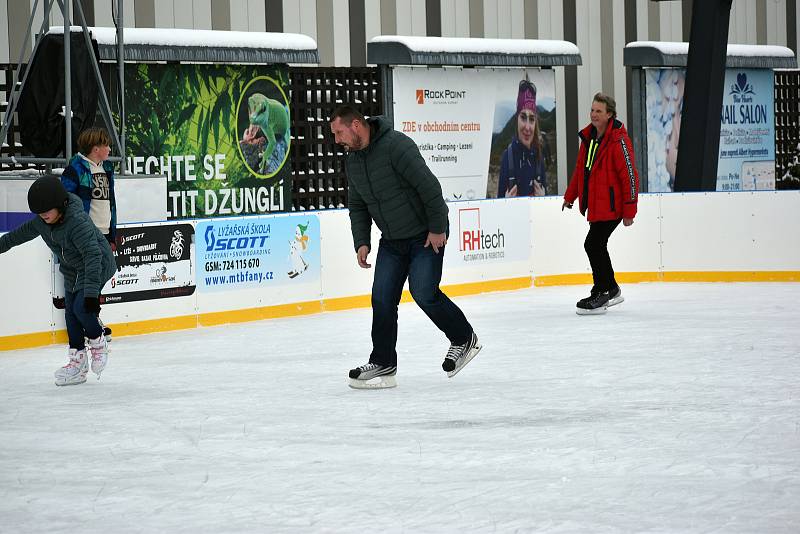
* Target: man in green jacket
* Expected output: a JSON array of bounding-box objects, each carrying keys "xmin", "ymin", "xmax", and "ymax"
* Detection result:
[
  {"xmin": 330, "ymin": 105, "xmax": 482, "ymax": 389},
  {"xmin": 0, "ymin": 176, "xmax": 116, "ymax": 386}
]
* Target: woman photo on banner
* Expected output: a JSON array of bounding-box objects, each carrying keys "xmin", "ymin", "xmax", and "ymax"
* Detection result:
[{"xmin": 496, "ymin": 77, "xmax": 547, "ymax": 198}]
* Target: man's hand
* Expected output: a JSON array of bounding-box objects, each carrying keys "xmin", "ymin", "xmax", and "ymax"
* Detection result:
[
  {"xmin": 623, "ymin": 217, "xmax": 634, "ymax": 227},
  {"xmin": 356, "ymin": 245, "xmax": 371, "ymax": 269},
  {"xmin": 533, "ymin": 181, "xmax": 545, "ymax": 197},
  {"xmin": 562, "ymin": 200, "xmax": 573, "ymax": 211},
  {"xmin": 424, "ymin": 232, "xmax": 447, "ymax": 254},
  {"xmin": 505, "ymin": 184, "xmax": 518, "ymax": 198}
]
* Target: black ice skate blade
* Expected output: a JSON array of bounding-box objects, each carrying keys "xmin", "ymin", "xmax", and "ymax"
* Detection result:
[{"xmin": 348, "ymin": 375, "xmax": 397, "ymax": 389}]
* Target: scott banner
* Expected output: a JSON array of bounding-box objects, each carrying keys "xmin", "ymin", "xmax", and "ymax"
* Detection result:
[
  {"xmin": 124, "ymin": 64, "xmax": 292, "ymax": 219},
  {"xmin": 646, "ymin": 68, "xmax": 775, "ymax": 192},
  {"xmin": 101, "ymin": 223, "xmax": 195, "ymax": 304},
  {"xmin": 392, "ymin": 67, "xmax": 557, "ymax": 201},
  {"xmin": 196, "ymin": 214, "xmax": 320, "ymax": 292}
]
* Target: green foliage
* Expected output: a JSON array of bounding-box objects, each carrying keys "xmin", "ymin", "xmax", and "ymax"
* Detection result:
[{"xmin": 124, "ymin": 63, "xmax": 290, "ymax": 215}]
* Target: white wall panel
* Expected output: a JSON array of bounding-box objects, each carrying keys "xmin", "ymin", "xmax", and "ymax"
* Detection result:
[
  {"xmin": 2, "ymin": 191, "xmax": 800, "ymax": 342},
  {"xmin": 230, "ymin": 0, "xmax": 249, "ymax": 31},
  {"xmin": 283, "ymin": 0, "xmax": 316, "ymax": 39},
  {"xmin": 364, "ymin": 0, "xmax": 381, "ymax": 43},
  {"xmin": 173, "ymin": 0, "xmax": 194, "ymax": 29},
  {"xmin": 93, "ymin": 0, "xmax": 113, "ymax": 27},
  {"xmin": 661, "ymin": 191, "xmax": 800, "ymax": 271},
  {"xmin": 510, "ymin": 0, "xmax": 524, "ymax": 38},
  {"xmin": 483, "ymin": 0, "xmax": 499, "ymax": 38},
  {"xmin": 154, "ymin": 1, "xmax": 175, "ymax": 28},
  {"xmin": 729, "ymin": 0, "xmax": 757, "ymax": 44},
  {"xmin": 635, "ymin": 0, "xmax": 649, "ymax": 41},
  {"xmin": 441, "ymin": 0, "xmax": 469, "ymax": 37},
  {"xmin": 0, "ymin": 238, "xmax": 58, "ymax": 337},
  {"xmin": 0, "ymin": 0, "xmax": 8, "ymax": 62},
  {"xmin": 193, "ymin": 0, "xmax": 213, "ymax": 29},
  {"xmin": 612, "ymin": 0, "xmax": 626, "ymax": 125},
  {"xmin": 765, "ymin": 0, "xmax": 787, "ymax": 46},
  {"xmin": 247, "ymin": 0, "xmax": 266, "ymax": 32},
  {"xmin": 332, "ymin": 0, "xmax": 350, "ymax": 66},
  {"xmin": 658, "ymin": 1, "xmax": 682, "ymax": 42}
]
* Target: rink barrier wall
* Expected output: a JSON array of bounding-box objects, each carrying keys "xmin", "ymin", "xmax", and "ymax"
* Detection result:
[{"xmin": 1, "ymin": 191, "xmax": 798, "ymax": 351}]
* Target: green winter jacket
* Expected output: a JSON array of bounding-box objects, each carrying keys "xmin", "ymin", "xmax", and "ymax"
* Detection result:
[
  {"xmin": 0, "ymin": 194, "xmax": 116, "ymax": 297},
  {"xmin": 345, "ymin": 116, "xmax": 449, "ymax": 251}
]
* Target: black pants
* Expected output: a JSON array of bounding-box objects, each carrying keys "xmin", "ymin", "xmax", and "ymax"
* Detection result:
[{"xmin": 584, "ymin": 219, "xmax": 622, "ymax": 294}]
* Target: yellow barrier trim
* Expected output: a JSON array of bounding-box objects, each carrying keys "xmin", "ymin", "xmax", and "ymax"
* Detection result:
[{"xmin": 2, "ymin": 272, "xmax": 797, "ymax": 351}]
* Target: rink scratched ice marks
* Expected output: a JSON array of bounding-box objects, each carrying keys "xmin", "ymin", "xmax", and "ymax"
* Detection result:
[{"xmin": 0, "ymin": 283, "xmax": 798, "ymax": 532}]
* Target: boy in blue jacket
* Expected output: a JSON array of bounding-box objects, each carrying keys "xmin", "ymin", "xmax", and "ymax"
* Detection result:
[
  {"xmin": 61, "ymin": 127, "xmax": 116, "ymax": 339},
  {"xmin": 0, "ymin": 176, "xmax": 116, "ymax": 386}
]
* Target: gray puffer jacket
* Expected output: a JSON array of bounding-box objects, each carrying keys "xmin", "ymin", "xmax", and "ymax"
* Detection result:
[
  {"xmin": 345, "ymin": 116, "xmax": 449, "ymax": 251},
  {"xmin": 0, "ymin": 194, "xmax": 116, "ymax": 297}
]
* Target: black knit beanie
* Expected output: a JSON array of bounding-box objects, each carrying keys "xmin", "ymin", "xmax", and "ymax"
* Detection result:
[{"xmin": 28, "ymin": 175, "xmax": 69, "ymax": 214}]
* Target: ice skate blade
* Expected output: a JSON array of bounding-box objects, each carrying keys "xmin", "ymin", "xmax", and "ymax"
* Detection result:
[
  {"xmin": 608, "ymin": 295, "xmax": 624, "ymax": 307},
  {"xmin": 348, "ymin": 375, "xmax": 397, "ymax": 389},
  {"xmin": 576, "ymin": 306, "xmax": 607, "ymax": 315},
  {"xmin": 446, "ymin": 343, "xmax": 483, "ymax": 378},
  {"xmin": 55, "ymin": 376, "xmax": 87, "ymax": 387}
]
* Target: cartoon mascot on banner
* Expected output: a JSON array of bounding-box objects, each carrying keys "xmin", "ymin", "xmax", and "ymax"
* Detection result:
[{"xmin": 288, "ymin": 222, "xmax": 309, "ymax": 279}]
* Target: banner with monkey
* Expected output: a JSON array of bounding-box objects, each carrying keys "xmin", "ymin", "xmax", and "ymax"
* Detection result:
[{"xmin": 122, "ymin": 63, "xmax": 292, "ymax": 219}]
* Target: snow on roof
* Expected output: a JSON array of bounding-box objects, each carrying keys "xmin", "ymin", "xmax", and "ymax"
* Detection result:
[
  {"xmin": 48, "ymin": 26, "xmax": 317, "ymax": 51},
  {"xmin": 370, "ymin": 35, "xmax": 579, "ymax": 56},
  {"xmin": 626, "ymin": 41, "xmax": 795, "ymax": 58}
]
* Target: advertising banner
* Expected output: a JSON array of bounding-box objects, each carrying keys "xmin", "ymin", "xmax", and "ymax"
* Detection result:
[
  {"xmin": 124, "ymin": 63, "xmax": 291, "ymax": 219},
  {"xmin": 196, "ymin": 214, "xmax": 320, "ymax": 292},
  {"xmin": 392, "ymin": 67, "xmax": 557, "ymax": 201},
  {"xmin": 645, "ymin": 68, "xmax": 775, "ymax": 192},
  {"xmin": 102, "ymin": 223, "xmax": 195, "ymax": 304},
  {"xmin": 445, "ymin": 200, "xmax": 531, "ymax": 266}
]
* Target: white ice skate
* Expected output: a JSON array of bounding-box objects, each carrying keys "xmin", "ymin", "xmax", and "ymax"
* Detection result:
[
  {"xmin": 88, "ymin": 334, "xmax": 108, "ymax": 379},
  {"xmin": 442, "ymin": 332, "xmax": 482, "ymax": 378},
  {"xmin": 348, "ymin": 363, "xmax": 397, "ymax": 389},
  {"xmin": 54, "ymin": 349, "xmax": 88, "ymax": 386}
]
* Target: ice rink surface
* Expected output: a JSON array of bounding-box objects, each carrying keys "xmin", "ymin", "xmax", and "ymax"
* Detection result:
[{"xmin": 1, "ymin": 282, "xmax": 799, "ymax": 533}]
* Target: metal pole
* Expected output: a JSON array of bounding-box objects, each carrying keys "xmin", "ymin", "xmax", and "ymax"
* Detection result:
[
  {"xmin": 63, "ymin": 0, "xmax": 72, "ymax": 161},
  {"xmin": 117, "ymin": 0, "xmax": 126, "ymax": 175}
]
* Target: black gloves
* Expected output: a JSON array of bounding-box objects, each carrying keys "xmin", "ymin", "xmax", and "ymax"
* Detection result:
[{"xmin": 84, "ymin": 297, "xmax": 101, "ymax": 314}]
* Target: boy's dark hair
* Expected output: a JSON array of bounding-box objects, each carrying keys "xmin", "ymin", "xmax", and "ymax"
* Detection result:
[
  {"xmin": 330, "ymin": 105, "xmax": 366, "ymax": 126},
  {"xmin": 77, "ymin": 127, "xmax": 111, "ymax": 155}
]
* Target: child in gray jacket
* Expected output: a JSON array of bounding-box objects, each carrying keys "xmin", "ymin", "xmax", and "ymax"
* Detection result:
[{"xmin": 0, "ymin": 176, "xmax": 116, "ymax": 385}]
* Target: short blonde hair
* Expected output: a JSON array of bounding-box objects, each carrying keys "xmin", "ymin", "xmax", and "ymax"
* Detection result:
[
  {"xmin": 593, "ymin": 92, "xmax": 617, "ymax": 118},
  {"xmin": 77, "ymin": 127, "xmax": 111, "ymax": 155}
]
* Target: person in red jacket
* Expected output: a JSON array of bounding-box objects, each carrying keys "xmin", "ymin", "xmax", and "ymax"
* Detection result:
[{"xmin": 562, "ymin": 92, "xmax": 639, "ymax": 315}]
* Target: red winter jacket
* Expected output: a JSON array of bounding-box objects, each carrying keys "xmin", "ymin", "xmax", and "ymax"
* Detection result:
[{"xmin": 564, "ymin": 119, "xmax": 639, "ymax": 222}]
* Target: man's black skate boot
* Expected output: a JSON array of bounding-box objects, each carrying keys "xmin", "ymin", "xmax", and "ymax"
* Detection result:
[
  {"xmin": 576, "ymin": 290, "xmax": 612, "ymax": 315},
  {"xmin": 606, "ymin": 286, "xmax": 624, "ymax": 307},
  {"xmin": 348, "ymin": 363, "xmax": 397, "ymax": 389},
  {"xmin": 576, "ymin": 288, "xmax": 599, "ymax": 308},
  {"xmin": 442, "ymin": 332, "xmax": 482, "ymax": 378}
]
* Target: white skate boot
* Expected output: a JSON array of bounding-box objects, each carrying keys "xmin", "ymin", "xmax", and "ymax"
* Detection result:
[
  {"xmin": 54, "ymin": 349, "xmax": 88, "ymax": 386},
  {"xmin": 88, "ymin": 334, "xmax": 108, "ymax": 379}
]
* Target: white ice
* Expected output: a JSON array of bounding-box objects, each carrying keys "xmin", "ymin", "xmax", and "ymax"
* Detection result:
[{"xmin": 1, "ymin": 282, "xmax": 799, "ymax": 533}]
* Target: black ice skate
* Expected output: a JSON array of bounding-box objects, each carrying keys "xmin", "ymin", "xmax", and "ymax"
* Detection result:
[
  {"xmin": 348, "ymin": 363, "xmax": 397, "ymax": 389},
  {"xmin": 576, "ymin": 290, "xmax": 612, "ymax": 315},
  {"xmin": 577, "ymin": 286, "xmax": 624, "ymax": 310},
  {"xmin": 442, "ymin": 332, "xmax": 482, "ymax": 378}
]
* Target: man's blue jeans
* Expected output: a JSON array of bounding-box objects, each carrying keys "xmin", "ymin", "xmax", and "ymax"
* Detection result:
[
  {"xmin": 369, "ymin": 233, "xmax": 473, "ymax": 367},
  {"xmin": 64, "ymin": 288, "xmax": 102, "ymax": 350}
]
